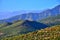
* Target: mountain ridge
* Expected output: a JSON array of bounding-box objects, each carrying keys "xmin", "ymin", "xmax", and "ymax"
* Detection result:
[
  {"xmin": 0, "ymin": 20, "xmax": 48, "ymax": 37},
  {"xmin": 0, "ymin": 5, "xmax": 60, "ymax": 23}
]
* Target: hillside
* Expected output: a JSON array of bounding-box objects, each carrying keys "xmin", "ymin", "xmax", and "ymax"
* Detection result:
[
  {"xmin": 0, "ymin": 20, "xmax": 48, "ymax": 37},
  {"xmin": 0, "ymin": 5, "xmax": 60, "ymax": 40},
  {"xmin": 39, "ymin": 14, "xmax": 60, "ymax": 26},
  {"xmin": 1, "ymin": 25, "xmax": 60, "ymax": 40}
]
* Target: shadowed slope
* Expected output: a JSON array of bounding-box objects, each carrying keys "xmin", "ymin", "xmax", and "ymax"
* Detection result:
[{"xmin": 0, "ymin": 20, "xmax": 48, "ymax": 37}]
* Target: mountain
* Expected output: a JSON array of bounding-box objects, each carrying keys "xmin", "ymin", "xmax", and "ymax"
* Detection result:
[
  {"xmin": 39, "ymin": 14, "xmax": 60, "ymax": 26},
  {"xmin": 1, "ymin": 25, "xmax": 60, "ymax": 40},
  {"xmin": 0, "ymin": 5, "xmax": 60, "ymax": 40},
  {"xmin": 0, "ymin": 20, "xmax": 48, "ymax": 37},
  {"xmin": 0, "ymin": 5, "xmax": 60, "ymax": 23},
  {"xmin": 21, "ymin": 20, "xmax": 48, "ymax": 29}
]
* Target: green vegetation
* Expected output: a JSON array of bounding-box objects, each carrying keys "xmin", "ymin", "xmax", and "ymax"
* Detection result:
[
  {"xmin": 1, "ymin": 25, "xmax": 60, "ymax": 40},
  {"xmin": 0, "ymin": 20, "xmax": 37, "ymax": 38},
  {"xmin": 39, "ymin": 14, "xmax": 60, "ymax": 26},
  {"xmin": 0, "ymin": 14, "xmax": 60, "ymax": 40},
  {"xmin": 0, "ymin": 5, "xmax": 60, "ymax": 40},
  {"xmin": 0, "ymin": 23, "xmax": 7, "ymax": 27}
]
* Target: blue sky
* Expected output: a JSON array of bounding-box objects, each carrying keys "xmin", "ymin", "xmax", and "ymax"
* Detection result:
[
  {"xmin": 0, "ymin": 0, "xmax": 59, "ymax": 12},
  {"xmin": 0, "ymin": 0, "xmax": 60, "ymax": 19}
]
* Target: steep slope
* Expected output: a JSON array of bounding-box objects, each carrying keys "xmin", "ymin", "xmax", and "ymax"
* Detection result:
[
  {"xmin": 1, "ymin": 25, "xmax": 60, "ymax": 40},
  {"xmin": 39, "ymin": 14, "xmax": 60, "ymax": 26},
  {"xmin": 0, "ymin": 20, "xmax": 48, "ymax": 37}
]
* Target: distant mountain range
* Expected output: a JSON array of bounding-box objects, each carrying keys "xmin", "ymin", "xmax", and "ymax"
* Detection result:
[
  {"xmin": 0, "ymin": 5, "xmax": 60, "ymax": 40},
  {"xmin": 0, "ymin": 5, "xmax": 60, "ymax": 23}
]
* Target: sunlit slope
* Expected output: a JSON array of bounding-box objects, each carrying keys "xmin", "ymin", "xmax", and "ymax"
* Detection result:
[
  {"xmin": 2, "ymin": 25, "xmax": 60, "ymax": 40},
  {"xmin": 0, "ymin": 20, "xmax": 24, "ymax": 36},
  {"xmin": 0, "ymin": 20, "xmax": 47, "ymax": 37},
  {"xmin": 39, "ymin": 15, "xmax": 60, "ymax": 26}
]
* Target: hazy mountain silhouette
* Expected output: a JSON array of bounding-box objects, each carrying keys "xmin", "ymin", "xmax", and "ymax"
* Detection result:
[{"xmin": 0, "ymin": 5, "xmax": 60, "ymax": 23}]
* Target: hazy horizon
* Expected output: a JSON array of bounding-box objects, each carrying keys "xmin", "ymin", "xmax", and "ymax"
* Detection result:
[{"xmin": 0, "ymin": 0, "xmax": 60, "ymax": 19}]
